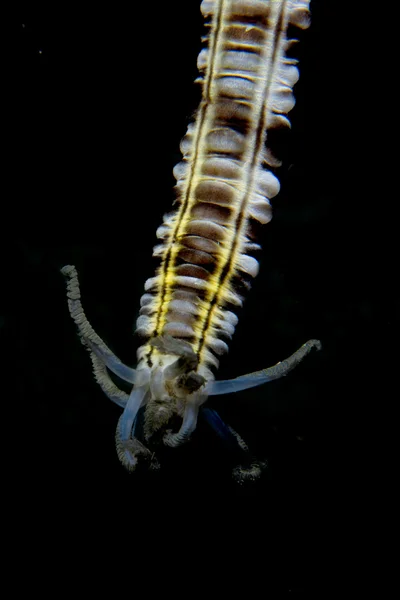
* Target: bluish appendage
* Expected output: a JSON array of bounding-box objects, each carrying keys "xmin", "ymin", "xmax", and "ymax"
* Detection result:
[
  {"xmin": 207, "ymin": 374, "xmax": 273, "ymax": 396},
  {"xmin": 89, "ymin": 351, "xmax": 129, "ymax": 408},
  {"xmin": 200, "ymin": 407, "xmax": 247, "ymax": 454},
  {"xmin": 163, "ymin": 402, "xmax": 200, "ymax": 447},
  {"xmin": 116, "ymin": 385, "xmax": 148, "ymax": 468},
  {"xmin": 87, "ymin": 340, "xmax": 136, "ymax": 384},
  {"xmin": 131, "ymin": 405, "xmax": 146, "ymax": 440},
  {"xmin": 207, "ymin": 339, "xmax": 321, "ymax": 396},
  {"xmin": 200, "ymin": 407, "xmax": 267, "ymax": 482},
  {"xmin": 120, "ymin": 386, "xmax": 147, "ymax": 443}
]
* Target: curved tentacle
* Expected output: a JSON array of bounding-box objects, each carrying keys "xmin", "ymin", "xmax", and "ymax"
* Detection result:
[
  {"xmin": 207, "ymin": 339, "xmax": 321, "ymax": 396},
  {"xmin": 88, "ymin": 351, "xmax": 129, "ymax": 408},
  {"xmin": 115, "ymin": 385, "xmax": 149, "ymax": 470},
  {"xmin": 163, "ymin": 402, "xmax": 201, "ymax": 447},
  {"xmin": 200, "ymin": 407, "xmax": 267, "ymax": 482},
  {"xmin": 61, "ymin": 265, "xmax": 136, "ymax": 384}
]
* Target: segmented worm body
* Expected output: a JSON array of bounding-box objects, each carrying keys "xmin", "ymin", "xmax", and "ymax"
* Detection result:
[{"xmin": 62, "ymin": 0, "xmax": 320, "ymax": 480}]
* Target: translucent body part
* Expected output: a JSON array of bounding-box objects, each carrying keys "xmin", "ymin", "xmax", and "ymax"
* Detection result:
[
  {"xmin": 62, "ymin": 265, "xmax": 320, "ymax": 478},
  {"xmin": 207, "ymin": 340, "xmax": 322, "ymax": 396},
  {"xmin": 60, "ymin": 0, "xmax": 317, "ymax": 480}
]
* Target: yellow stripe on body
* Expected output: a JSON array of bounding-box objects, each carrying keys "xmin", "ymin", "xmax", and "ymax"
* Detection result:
[
  {"xmin": 153, "ymin": 0, "xmax": 229, "ymax": 338},
  {"xmin": 193, "ymin": 1, "xmax": 291, "ymax": 365},
  {"xmin": 151, "ymin": 0, "xmax": 293, "ymax": 369}
]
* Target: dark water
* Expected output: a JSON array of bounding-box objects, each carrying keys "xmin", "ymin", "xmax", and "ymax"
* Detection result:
[{"xmin": 2, "ymin": 1, "xmax": 384, "ymax": 593}]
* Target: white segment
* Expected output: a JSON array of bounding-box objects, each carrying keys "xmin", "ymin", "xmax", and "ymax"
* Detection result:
[
  {"xmin": 140, "ymin": 294, "xmax": 154, "ymax": 307},
  {"xmin": 270, "ymin": 88, "xmax": 296, "ymax": 114},
  {"xmin": 206, "ymin": 128, "xmax": 245, "ymax": 154},
  {"xmin": 221, "ymin": 51, "xmax": 260, "ymax": 72},
  {"xmin": 237, "ymin": 254, "xmax": 259, "ymax": 278},
  {"xmin": 197, "ymin": 48, "xmax": 209, "ymax": 71},
  {"xmin": 215, "ymin": 76, "xmax": 255, "ymax": 99},
  {"xmin": 208, "ymin": 337, "xmax": 230, "ymax": 356},
  {"xmin": 200, "ymin": 0, "xmax": 215, "ymax": 17},
  {"xmin": 163, "ymin": 322, "xmax": 195, "ymax": 337},
  {"xmin": 168, "ymin": 299, "xmax": 199, "ymax": 314},
  {"xmin": 248, "ymin": 199, "xmax": 273, "ymax": 224},
  {"xmin": 173, "ymin": 161, "xmax": 188, "ymax": 181},
  {"xmin": 256, "ymin": 169, "xmax": 280, "ymax": 198}
]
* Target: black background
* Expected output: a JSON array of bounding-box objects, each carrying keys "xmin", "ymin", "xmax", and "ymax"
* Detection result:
[{"xmin": 2, "ymin": 1, "xmax": 386, "ymax": 593}]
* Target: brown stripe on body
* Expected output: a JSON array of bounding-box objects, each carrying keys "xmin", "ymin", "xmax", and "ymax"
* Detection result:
[
  {"xmin": 146, "ymin": 0, "xmax": 283, "ymax": 364},
  {"xmin": 146, "ymin": 0, "xmax": 228, "ymax": 360},
  {"xmin": 196, "ymin": 1, "xmax": 288, "ymax": 364},
  {"xmin": 138, "ymin": 0, "xmax": 310, "ymax": 372}
]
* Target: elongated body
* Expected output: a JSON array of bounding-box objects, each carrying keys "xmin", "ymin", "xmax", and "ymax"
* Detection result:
[{"xmin": 63, "ymin": 0, "xmax": 320, "ymax": 480}]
